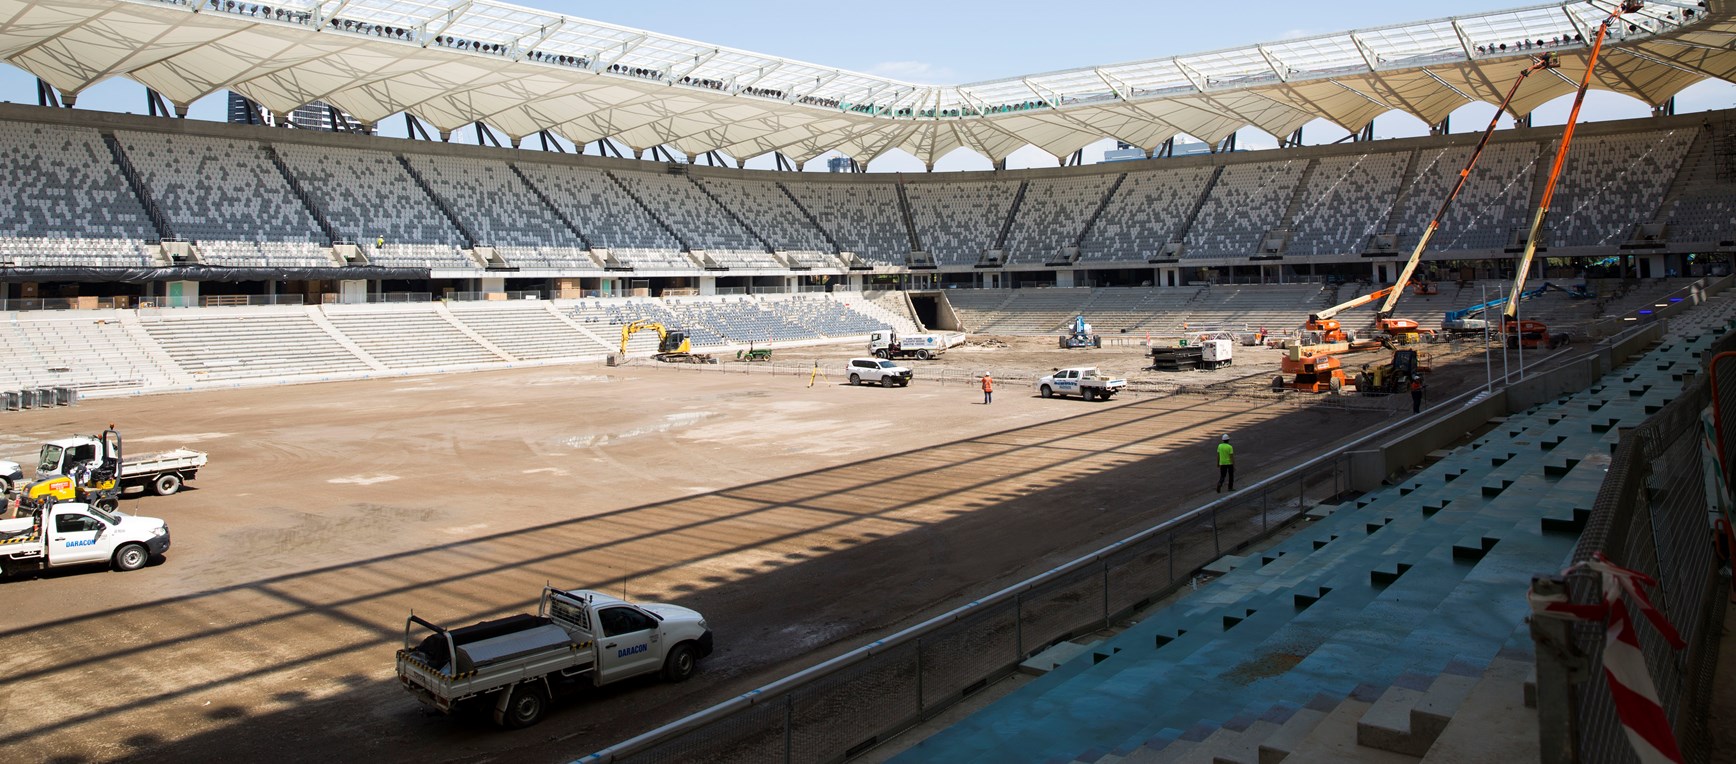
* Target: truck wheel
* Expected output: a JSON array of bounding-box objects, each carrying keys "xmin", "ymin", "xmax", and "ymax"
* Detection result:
[
  {"xmin": 849, "ymin": 374, "xmax": 861, "ymax": 386},
  {"xmin": 1040, "ymin": 385, "xmax": 1053, "ymax": 399},
  {"xmin": 916, "ymin": 349, "xmax": 932, "ymax": 360},
  {"xmin": 1272, "ymin": 376, "xmax": 1286, "ymax": 392},
  {"xmin": 663, "ymin": 643, "xmax": 698, "ymax": 683},
  {"xmin": 495, "ymin": 684, "xmax": 547, "ymax": 729},
  {"xmin": 0, "ymin": 477, "xmax": 9, "ymax": 494},
  {"xmin": 95, "ymin": 496, "xmax": 119, "ymax": 513},
  {"xmin": 153, "ymin": 473, "xmax": 183, "ymax": 496},
  {"xmin": 113, "ymin": 543, "xmax": 149, "ymax": 572},
  {"xmin": 875, "ymin": 349, "xmax": 889, "ymax": 359}
]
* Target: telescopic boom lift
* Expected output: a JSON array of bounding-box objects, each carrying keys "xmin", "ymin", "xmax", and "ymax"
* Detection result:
[
  {"xmin": 1305, "ymin": 286, "xmax": 1397, "ymax": 344},
  {"xmin": 1373, "ymin": 51, "xmax": 1563, "ymax": 337},
  {"xmin": 1503, "ymin": 1, "xmax": 1642, "ymax": 348}
]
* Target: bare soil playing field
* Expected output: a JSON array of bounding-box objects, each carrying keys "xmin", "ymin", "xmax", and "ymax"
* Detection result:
[{"xmin": 0, "ymin": 336, "xmax": 1523, "ymax": 764}]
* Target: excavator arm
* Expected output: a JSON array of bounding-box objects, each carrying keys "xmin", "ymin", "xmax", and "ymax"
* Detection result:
[{"xmin": 620, "ymin": 320, "xmax": 670, "ymax": 355}]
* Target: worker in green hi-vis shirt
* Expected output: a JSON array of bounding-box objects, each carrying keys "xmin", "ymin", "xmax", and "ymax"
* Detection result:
[{"xmin": 1216, "ymin": 434, "xmax": 1234, "ymax": 494}]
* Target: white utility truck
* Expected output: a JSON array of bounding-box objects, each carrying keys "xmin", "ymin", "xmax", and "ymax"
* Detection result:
[
  {"xmin": 0, "ymin": 429, "xmax": 207, "ymax": 497},
  {"xmin": 1037, "ymin": 367, "xmax": 1128, "ymax": 401},
  {"xmin": 397, "ymin": 587, "xmax": 714, "ymax": 729},
  {"xmin": 869, "ymin": 329, "xmax": 948, "ymax": 360},
  {"xmin": 0, "ymin": 501, "xmax": 170, "ymax": 578},
  {"xmin": 845, "ymin": 357, "xmax": 914, "ymax": 387}
]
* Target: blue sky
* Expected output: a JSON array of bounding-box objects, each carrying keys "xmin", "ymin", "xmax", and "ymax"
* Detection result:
[{"xmin": 2, "ymin": 0, "xmax": 1731, "ymax": 171}]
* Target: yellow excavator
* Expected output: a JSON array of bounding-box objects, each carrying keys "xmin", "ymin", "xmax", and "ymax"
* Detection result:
[{"xmin": 620, "ymin": 320, "xmax": 716, "ymax": 364}]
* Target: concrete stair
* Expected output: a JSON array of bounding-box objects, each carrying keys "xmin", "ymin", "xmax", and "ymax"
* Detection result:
[
  {"xmin": 1355, "ymin": 672, "xmax": 1479, "ymax": 757},
  {"xmin": 1273, "ymin": 692, "xmax": 1419, "ymax": 764}
]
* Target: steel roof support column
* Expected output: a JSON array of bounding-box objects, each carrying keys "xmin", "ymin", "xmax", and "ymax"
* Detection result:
[
  {"xmin": 404, "ymin": 114, "xmax": 434, "ymax": 141},
  {"xmin": 35, "ymin": 79, "xmax": 60, "ymax": 108}
]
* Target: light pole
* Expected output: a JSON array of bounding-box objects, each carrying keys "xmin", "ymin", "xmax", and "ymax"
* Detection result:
[
  {"xmin": 1499, "ymin": 282, "xmax": 1510, "ymax": 386},
  {"xmin": 1482, "ymin": 283, "xmax": 1493, "ymax": 392}
]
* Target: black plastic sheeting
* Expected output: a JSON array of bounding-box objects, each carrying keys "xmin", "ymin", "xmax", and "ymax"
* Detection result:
[{"xmin": 0, "ymin": 266, "xmax": 432, "ymax": 283}]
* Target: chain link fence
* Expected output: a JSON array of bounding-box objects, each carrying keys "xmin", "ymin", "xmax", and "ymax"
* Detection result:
[{"xmin": 1553, "ymin": 328, "xmax": 1736, "ymax": 764}]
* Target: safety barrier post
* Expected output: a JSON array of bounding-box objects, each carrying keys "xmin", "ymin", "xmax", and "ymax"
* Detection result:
[
  {"xmin": 1102, "ymin": 560, "xmax": 1111, "ymax": 629},
  {"xmin": 916, "ymin": 637, "xmax": 925, "ymax": 713},
  {"xmin": 783, "ymin": 694, "xmax": 794, "ymax": 764},
  {"xmin": 1530, "ymin": 575, "xmax": 1584, "ymax": 764}
]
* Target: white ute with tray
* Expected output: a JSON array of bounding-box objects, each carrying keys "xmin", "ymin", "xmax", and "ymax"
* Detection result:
[
  {"xmin": 1036, "ymin": 367, "xmax": 1127, "ymax": 401},
  {"xmin": 0, "ymin": 501, "xmax": 170, "ymax": 578},
  {"xmin": 397, "ymin": 587, "xmax": 714, "ymax": 729}
]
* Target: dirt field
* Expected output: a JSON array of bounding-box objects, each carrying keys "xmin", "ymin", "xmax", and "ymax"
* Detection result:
[{"xmin": 0, "ymin": 336, "xmax": 1510, "ymax": 764}]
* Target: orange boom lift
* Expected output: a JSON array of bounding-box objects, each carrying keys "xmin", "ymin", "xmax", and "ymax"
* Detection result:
[
  {"xmin": 1373, "ymin": 51, "xmax": 1563, "ymax": 341},
  {"xmin": 1503, "ymin": 1, "xmax": 1643, "ymax": 349}
]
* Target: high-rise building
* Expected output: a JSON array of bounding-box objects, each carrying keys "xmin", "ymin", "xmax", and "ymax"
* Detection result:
[{"xmin": 227, "ymin": 92, "xmax": 361, "ymax": 132}]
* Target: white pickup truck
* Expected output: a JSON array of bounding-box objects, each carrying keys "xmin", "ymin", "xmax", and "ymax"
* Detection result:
[
  {"xmin": 397, "ymin": 587, "xmax": 714, "ymax": 729},
  {"xmin": 0, "ymin": 430, "xmax": 207, "ymax": 497},
  {"xmin": 0, "ymin": 501, "xmax": 170, "ymax": 578},
  {"xmin": 1037, "ymin": 367, "xmax": 1128, "ymax": 401},
  {"xmin": 845, "ymin": 357, "xmax": 913, "ymax": 387}
]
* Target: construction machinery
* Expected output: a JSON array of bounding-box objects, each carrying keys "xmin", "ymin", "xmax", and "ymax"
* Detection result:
[
  {"xmin": 15, "ymin": 428, "xmax": 121, "ymax": 513},
  {"xmin": 1, "ymin": 426, "xmax": 207, "ymax": 515},
  {"xmin": 1370, "ymin": 51, "xmax": 1564, "ymax": 342},
  {"xmin": 1303, "ymin": 286, "xmax": 1395, "ymax": 345},
  {"xmin": 1441, "ymin": 287, "xmax": 1573, "ymax": 348},
  {"xmin": 1503, "ymin": 2, "xmax": 1640, "ymax": 351},
  {"xmin": 736, "ymin": 342, "xmax": 773, "ymax": 362},
  {"xmin": 1059, "ymin": 315, "xmax": 1102, "ymax": 349},
  {"xmin": 1273, "ymin": 346, "xmax": 1346, "ymax": 394},
  {"xmin": 1355, "ymin": 349, "xmax": 1422, "ymax": 396},
  {"xmin": 620, "ymin": 320, "xmax": 716, "ymax": 364},
  {"xmin": 1441, "ymin": 285, "xmax": 1546, "ymax": 336}
]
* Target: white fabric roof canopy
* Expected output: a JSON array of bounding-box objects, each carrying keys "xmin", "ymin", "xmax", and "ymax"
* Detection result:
[{"xmin": 2, "ymin": 0, "xmax": 1733, "ymax": 165}]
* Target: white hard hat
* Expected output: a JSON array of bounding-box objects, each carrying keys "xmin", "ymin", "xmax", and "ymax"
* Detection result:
[{"xmin": 1222, "ymin": 434, "xmax": 1230, "ymax": 442}]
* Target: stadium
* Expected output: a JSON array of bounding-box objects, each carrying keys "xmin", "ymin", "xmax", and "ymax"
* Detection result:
[{"xmin": 1, "ymin": 1, "xmax": 1735, "ymax": 763}]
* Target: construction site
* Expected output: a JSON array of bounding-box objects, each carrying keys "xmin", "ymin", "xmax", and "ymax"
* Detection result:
[{"xmin": 4, "ymin": 1, "xmax": 1736, "ymax": 762}]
